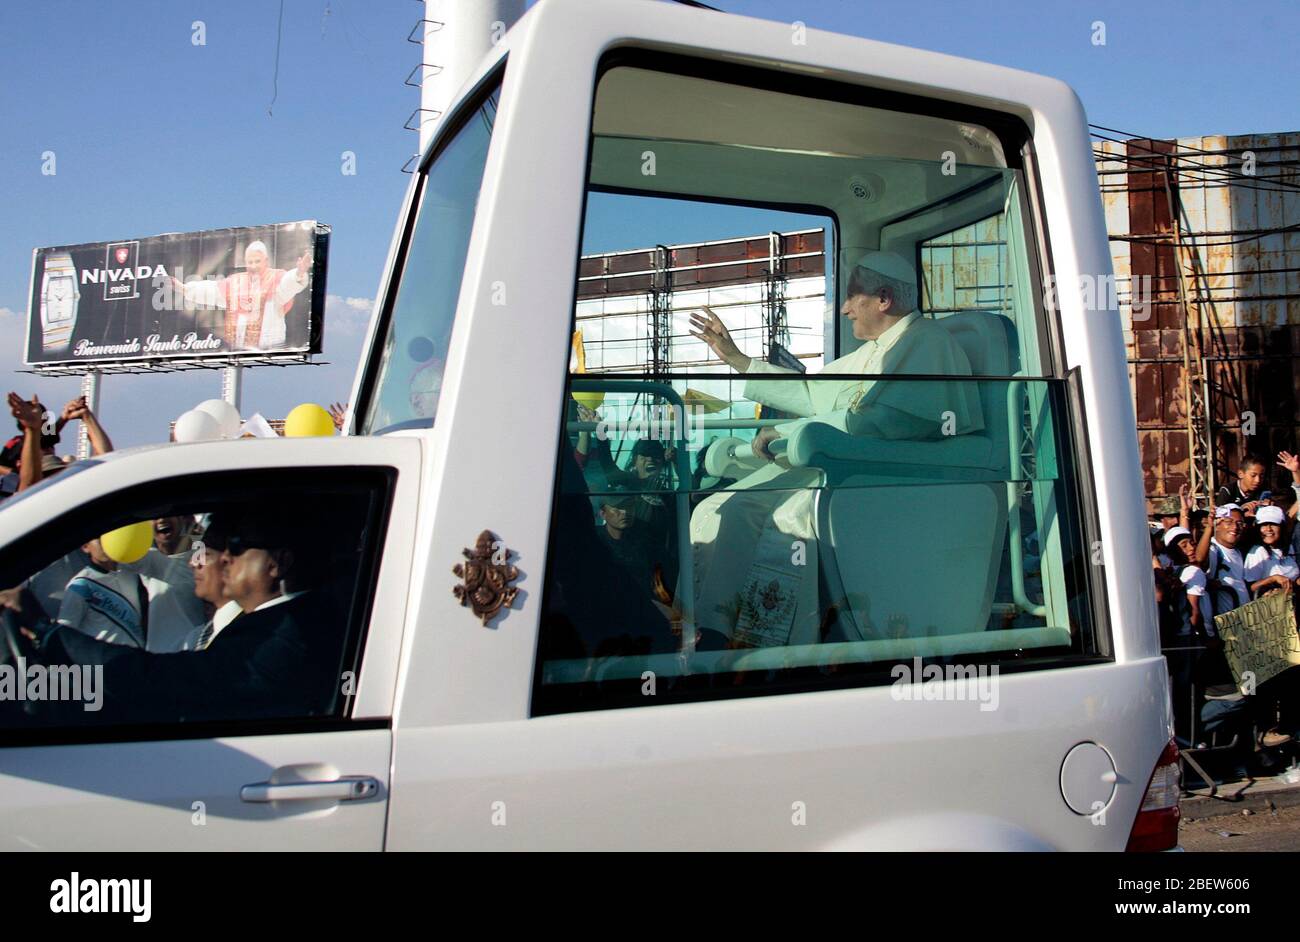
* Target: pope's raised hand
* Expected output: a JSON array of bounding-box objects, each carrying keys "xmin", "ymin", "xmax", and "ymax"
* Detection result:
[{"xmin": 689, "ymin": 307, "xmax": 742, "ymax": 366}]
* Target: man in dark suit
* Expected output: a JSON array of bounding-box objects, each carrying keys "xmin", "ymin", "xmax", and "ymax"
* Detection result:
[{"xmin": 5, "ymin": 511, "xmax": 346, "ymax": 725}]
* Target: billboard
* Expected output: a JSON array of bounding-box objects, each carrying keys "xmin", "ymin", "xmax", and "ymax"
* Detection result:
[{"xmin": 27, "ymin": 220, "xmax": 329, "ymax": 366}]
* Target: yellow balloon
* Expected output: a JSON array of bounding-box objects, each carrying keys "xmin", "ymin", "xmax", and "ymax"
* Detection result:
[
  {"xmin": 100, "ymin": 521, "xmax": 153, "ymax": 564},
  {"xmin": 284, "ymin": 403, "xmax": 335, "ymax": 438},
  {"xmin": 572, "ymin": 390, "xmax": 604, "ymax": 412}
]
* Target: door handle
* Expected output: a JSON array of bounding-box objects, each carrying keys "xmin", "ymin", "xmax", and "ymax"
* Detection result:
[{"xmin": 240, "ymin": 776, "xmax": 380, "ymax": 803}]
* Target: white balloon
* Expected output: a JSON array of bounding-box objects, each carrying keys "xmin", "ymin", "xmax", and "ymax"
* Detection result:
[
  {"xmin": 174, "ymin": 409, "xmax": 222, "ymax": 443},
  {"xmin": 193, "ymin": 399, "xmax": 242, "ymax": 440}
]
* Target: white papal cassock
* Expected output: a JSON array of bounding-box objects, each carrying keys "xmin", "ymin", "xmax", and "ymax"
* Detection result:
[
  {"xmin": 690, "ymin": 311, "xmax": 983, "ymax": 648},
  {"xmin": 181, "ymin": 267, "xmax": 308, "ymax": 350}
]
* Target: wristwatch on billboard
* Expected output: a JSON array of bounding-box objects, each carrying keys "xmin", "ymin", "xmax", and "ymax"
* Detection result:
[{"xmin": 39, "ymin": 252, "xmax": 79, "ymax": 354}]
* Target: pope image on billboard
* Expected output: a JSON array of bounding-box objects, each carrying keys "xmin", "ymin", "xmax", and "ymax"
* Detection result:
[{"xmin": 171, "ymin": 241, "xmax": 311, "ymax": 351}]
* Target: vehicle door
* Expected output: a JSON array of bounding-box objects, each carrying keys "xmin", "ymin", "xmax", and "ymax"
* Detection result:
[{"xmin": 0, "ymin": 436, "xmax": 418, "ymax": 850}]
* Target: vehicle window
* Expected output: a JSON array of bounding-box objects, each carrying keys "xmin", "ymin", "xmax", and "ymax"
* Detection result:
[
  {"xmin": 576, "ymin": 191, "xmax": 835, "ymax": 414},
  {"xmin": 0, "ymin": 470, "xmax": 390, "ymax": 737},
  {"xmin": 918, "ymin": 208, "xmax": 1046, "ymax": 375},
  {"xmin": 534, "ymin": 60, "xmax": 1101, "ymax": 714},
  {"xmin": 359, "ymin": 79, "xmax": 502, "ymax": 435}
]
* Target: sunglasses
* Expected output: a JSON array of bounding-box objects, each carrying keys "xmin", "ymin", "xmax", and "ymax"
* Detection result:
[{"xmin": 223, "ymin": 535, "xmax": 271, "ymax": 556}]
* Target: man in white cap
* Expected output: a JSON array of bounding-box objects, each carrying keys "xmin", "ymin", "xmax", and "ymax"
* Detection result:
[
  {"xmin": 1195, "ymin": 503, "xmax": 1250, "ymax": 615},
  {"xmin": 173, "ymin": 241, "xmax": 311, "ymax": 351},
  {"xmin": 685, "ymin": 250, "xmax": 981, "ymax": 648}
]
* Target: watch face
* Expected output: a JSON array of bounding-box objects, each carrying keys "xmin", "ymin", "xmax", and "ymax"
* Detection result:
[{"xmin": 45, "ymin": 275, "xmax": 75, "ymax": 323}]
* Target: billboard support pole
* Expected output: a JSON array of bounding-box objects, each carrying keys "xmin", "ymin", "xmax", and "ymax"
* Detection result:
[
  {"xmin": 78, "ymin": 371, "xmax": 100, "ymax": 460},
  {"xmin": 221, "ymin": 365, "xmax": 242, "ymax": 413}
]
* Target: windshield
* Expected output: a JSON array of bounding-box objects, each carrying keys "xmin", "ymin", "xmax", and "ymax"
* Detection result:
[{"xmin": 359, "ymin": 81, "xmax": 502, "ymax": 435}]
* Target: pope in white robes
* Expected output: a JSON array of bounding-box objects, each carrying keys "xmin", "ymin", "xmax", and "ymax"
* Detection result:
[
  {"xmin": 686, "ymin": 251, "xmax": 982, "ymax": 648},
  {"xmin": 174, "ymin": 241, "xmax": 311, "ymax": 351}
]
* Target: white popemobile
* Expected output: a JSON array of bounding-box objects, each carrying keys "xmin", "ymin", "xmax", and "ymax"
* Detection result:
[{"xmin": 0, "ymin": 0, "xmax": 1175, "ymax": 851}]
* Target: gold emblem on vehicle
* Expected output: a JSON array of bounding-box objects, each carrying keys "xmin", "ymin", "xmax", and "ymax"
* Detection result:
[{"xmin": 452, "ymin": 530, "xmax": 519, "ymax": 626}]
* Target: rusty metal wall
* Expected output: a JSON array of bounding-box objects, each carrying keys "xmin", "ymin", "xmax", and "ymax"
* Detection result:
[{"xmin": 1097, "ymin": 133, "xmax": 1300, "ymax": 508}]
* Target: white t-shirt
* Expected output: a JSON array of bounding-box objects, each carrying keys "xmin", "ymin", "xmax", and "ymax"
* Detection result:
[
  {"xmin": 26, "ymin": 549, "xmax": 90, "ymax": 620},
  {"xmin": 1177, "ymin": 565, "xmax": 1213, "ymax": 637},
  {"xmin": 58, "ymin": 566, "xmax": 148, "ymax": 648},
  {"xmin": 57, "ymin": 548, "xmax": 206, "ymax": 652},
  {"xmin": 1244, "ymin": 544, "xmax": 1300, "ymax": 585},
  {"xmin": 1207, "ymin": 540, "xmax": 1250, "ymax": 613}
]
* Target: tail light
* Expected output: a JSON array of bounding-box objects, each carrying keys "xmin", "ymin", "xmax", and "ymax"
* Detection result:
[{"xmin": 1126, "ymin": 739, "xmax": 1181, "ymax": 851}]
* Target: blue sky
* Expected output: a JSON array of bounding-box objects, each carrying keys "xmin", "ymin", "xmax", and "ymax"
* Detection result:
[{"xmin": 1, "ymin": 0, "xmax": 1296, "ymax": 448}]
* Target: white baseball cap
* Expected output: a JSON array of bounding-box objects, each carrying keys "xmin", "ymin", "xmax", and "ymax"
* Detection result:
[
  {"xmin": 1163, "ymin": 526, "xmax": 1192, "ymax": 546},
  {"xmin": 1214, "ymin": 504, "xmax": 1241, "ymax": 519},
  {"xmin": 1256, "ymin": 506, "xmax": 1285, "ymax": 526}
]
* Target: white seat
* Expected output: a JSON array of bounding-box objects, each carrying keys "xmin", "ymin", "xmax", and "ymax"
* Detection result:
[
  {"xmin": 821, "ymin": 481, "xmax": 1006, "ymax": 638},
  {"xmin": 788, "ymin": 310, "xmax": 1019, "ymax": 640}
]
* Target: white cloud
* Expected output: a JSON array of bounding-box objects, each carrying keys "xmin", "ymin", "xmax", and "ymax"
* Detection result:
[{"xmin": 325, "ymin": 294, "xmax": 374, "ymax": 335}]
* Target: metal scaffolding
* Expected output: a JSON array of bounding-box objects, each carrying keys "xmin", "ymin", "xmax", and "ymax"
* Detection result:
[
  {"xmin": 1162, "ymin": 155, "xmax": 1213, "ymax": 500},
  {"xmin": 1093, "ymin": 128, "xmax": 1300, "ymax": 504},
  {"xmin": 646, "ymin": 244, "xmax": 673, "ymax": 378},
  {"xmin": 763, "ymin": 231, "xmax": 789, "ymax": 361}
]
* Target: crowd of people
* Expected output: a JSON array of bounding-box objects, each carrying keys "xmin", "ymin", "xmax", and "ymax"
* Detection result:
[
  {"xmin": 0, "ymin": 391, "xmax": 113, "ymax": 498},
  {"xmin": 1152, "ymin": 450, "xmax": 1300, "ymax": 779}
]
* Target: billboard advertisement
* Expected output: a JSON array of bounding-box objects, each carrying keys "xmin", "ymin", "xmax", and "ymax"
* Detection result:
[{"xmin": 27, "ymin": 220, "xmax": 329, "ymax": 366}]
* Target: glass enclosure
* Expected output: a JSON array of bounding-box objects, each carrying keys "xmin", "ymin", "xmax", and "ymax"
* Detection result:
[
  {"xmin": 535, "ymin": 59, "xmax": 1101, "ymax": 713},
  {"xmin": 360, "ymin": 83, "xmax": 502, "ymax": 435}
]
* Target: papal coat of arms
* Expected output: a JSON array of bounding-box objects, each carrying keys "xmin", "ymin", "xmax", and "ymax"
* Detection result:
[{"xmin": 452, "ymin": 530, "xmax": 519, "ymax": 626}]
